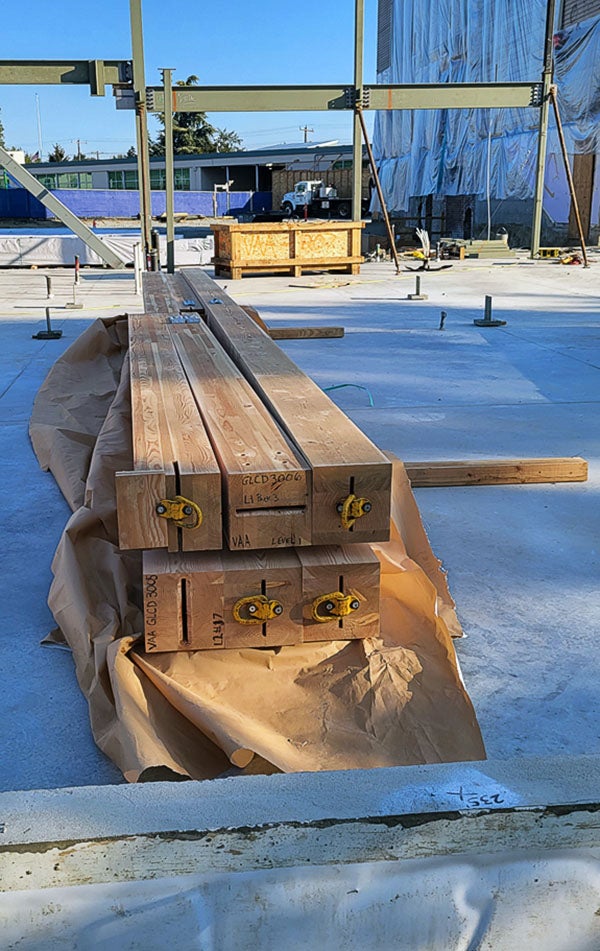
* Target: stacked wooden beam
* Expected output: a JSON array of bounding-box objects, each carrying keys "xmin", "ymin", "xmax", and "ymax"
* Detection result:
[{"xmin": 117, "ymin": 270, "xmax": 391, "ymax": 652}]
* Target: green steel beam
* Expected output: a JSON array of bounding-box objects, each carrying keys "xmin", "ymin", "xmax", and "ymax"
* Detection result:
[
  {"xmin": 0, "ymin": 146, "xmax": 125, "ymax": 269},
  {"xmin": 365, "ymin": 82, "xmax": 543, "ymax": 111},
  {"xmin": 147, "ymin": 82, "xmax": 542, "ymax": 114},
  {"xmin": 0, "ymin": 60, "xmax": 131, "ymax": 94},
  {"xmin": 130, "ymin": 0, "xmax": 152, "ymax": 259},
  {"xmin": 147, "ymin": 86, "xmax": 349, "ymax": 113},
  {"xmin": 531, "ymin": 0, "xmax": 557, "ymax": 258}
]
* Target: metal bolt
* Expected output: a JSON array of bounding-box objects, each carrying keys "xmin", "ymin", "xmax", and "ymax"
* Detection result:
[
  {"xmin": 336, "ymin": 503, "xmax": 344, "ymax": 514},
  {"xmin": 484, "ymin": 295, "xmax": 493, "ymax": 322},
  {"xmin": 156, "ymin": 504, "xmax": 167, "ymax": 515},
  {"xmin": 274, "ymin": 604, "xmax": 283, "ymax": 616},
  {"xmin": 325, "ymin": 602, "xmax": 334, "ymax": 612},
  {"xmin": 183, "ymin": 505, "xmax": 193, "ymax": 516},
  {"xmin": 248, "ymin": 604, "xmax": 257, "ymax": 614},
  {"xmin": 350, "ymin": 600, "xmax": 360, "ymax": 611},
  {"xmin": 363, "ymin": 502, "xmax": 372, "ymax": 513}
]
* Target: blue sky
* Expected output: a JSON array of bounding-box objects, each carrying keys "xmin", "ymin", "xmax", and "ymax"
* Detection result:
[{"xmin": 1, "ymin": 0, "xmax": 378, "ymax": 159}]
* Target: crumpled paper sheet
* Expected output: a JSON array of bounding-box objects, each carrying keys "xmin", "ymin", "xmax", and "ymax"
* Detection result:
[{"xmin": 30, "ymin": 316, "xmax": 485, "ymax": 781}]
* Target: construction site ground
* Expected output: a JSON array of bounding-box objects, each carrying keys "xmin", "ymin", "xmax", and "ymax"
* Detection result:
[{"xmin": 1, "ymin": 253, "xmax": 598, "ymax": 791}]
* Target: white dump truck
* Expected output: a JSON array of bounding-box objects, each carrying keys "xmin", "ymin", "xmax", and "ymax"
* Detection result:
[{"xmin": 280, "ymin": 180, "xmax": 353, "ymax": 218}]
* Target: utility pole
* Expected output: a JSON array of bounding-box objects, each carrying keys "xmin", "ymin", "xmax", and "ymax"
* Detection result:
[
  {"xmin": 299, "ymin": 124, "xmax": 314, "ymax": 143},
  {"xmin": 531, "ymin": 0, "xmax": 557, "ymax": 257},
  {"xmin": 130, "ymin": 0, "xmax": 153, "ymax": 264},
  {"xmin": 35, "ymin": 93, "xmax": 43, "ymax": 159},
  {"xmin": 352, "ymin": 0, "xmax": 364, "ymax": 221}
]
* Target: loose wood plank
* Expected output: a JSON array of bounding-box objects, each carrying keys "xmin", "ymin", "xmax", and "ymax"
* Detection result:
[
  {"xmin": 168, "ymin": 318, "xmax": 311, "ymax": 550},
  {"xmin": 297, "ymin": 544, "xmax": 380, "ymax": 642},
  {"xmin": 143, "ymin": 548, "xmax": 303, "ymax": 651},
  {"xmin": 269, "ymin": 327, "xmax": 345, "ymax": 340},
  {"xmin": 240, "ymin": 304, "xmax": 344, "ymax": 339},
  {"xmin": 116, "ymin": 313, "xmax": 222, "ymax": 552},
  {"xmin": 405, "ymin": 457, "xmax": 588, "ymax": 487},
  {"xmin": 181, "ymin": 268, "xmax": 391, "ymax": 545}
]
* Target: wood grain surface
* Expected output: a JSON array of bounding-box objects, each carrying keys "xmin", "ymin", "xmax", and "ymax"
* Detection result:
[
  {"xmin": 116, "ymin": 313, "xmax": 222, "ymax": 552},
  {"xmin": 181, "ymin": 268, "xmax": 391, "ymax": 545}
]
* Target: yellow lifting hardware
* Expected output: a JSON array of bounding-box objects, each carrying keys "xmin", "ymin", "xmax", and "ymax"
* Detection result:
[
  {"xmin": 312, "ymin": 591, "xmax": 361, "ymax": 623},
  {"xmin": 233, "ymin": 594, "xmax": 284, "ymax": 625},
  {"xmin": 336, "ymin": 493, "xmax": 372, "ymax": 530},
  {"xmin": 155, "ymin": 495, "xmax": 203, "ymax": 530}
]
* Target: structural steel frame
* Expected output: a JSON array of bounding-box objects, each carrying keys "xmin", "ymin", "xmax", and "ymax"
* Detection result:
[
  {"xmin": 146, "ymin": 79, "xmax": 542, "ymax": 239},
  {"xmin": 0, "ymin": 0, "xmax": 551, "ymax": 268}
]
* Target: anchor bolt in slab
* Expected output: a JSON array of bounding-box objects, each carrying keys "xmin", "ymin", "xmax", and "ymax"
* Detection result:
[
  {"xmin": 474, "ymin": 294, "xmax": 506, "ymax": 327},
  {"xmin": 408, "ymin": 275, "xmax": 428, "ymax": 300},
  {"xmin": 32, "ymin": 306, "xmax": 63, "ymax": 340},
  {"xmin": 65, "ymin": 283, "xmax": 84, "ymax": 309}
]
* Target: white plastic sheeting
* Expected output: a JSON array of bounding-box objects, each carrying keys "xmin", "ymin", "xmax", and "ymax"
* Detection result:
[
  {"xmin": 2, "ymin": 756, "xmax": 600, "ymax": 949},
  {"xmin": 0, "ymin": 233, "xmax": 214, "ymax": 267},
  {"xmin": 3, "ymin": 853, "xmax": 600, "ymax": 950},
  {"xmin": 373, "ymin": 1, "xmax": 600, "ymax": 213}
]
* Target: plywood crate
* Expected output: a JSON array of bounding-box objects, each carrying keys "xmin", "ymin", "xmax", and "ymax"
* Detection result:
[{"xmin": 211, "ymin": 220, "xmax": 364, "ymax": 279}]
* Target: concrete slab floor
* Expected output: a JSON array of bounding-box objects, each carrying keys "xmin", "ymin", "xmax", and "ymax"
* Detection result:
[{"xmin": 0, "ymin": 256, "xmax": 598, "ymax": 792}]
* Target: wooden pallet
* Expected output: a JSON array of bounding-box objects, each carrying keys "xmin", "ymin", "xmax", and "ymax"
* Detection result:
[
  {"xmin": 143, "ymin": 543, "xmax": 380, "ymax": 652},
  {"xmin": 214, "ymin": 259, "xmax": 363, "ymax": 280},
  {"xmin": 181, "ymin": 268, "xmax": 392, "ymax": 546}
]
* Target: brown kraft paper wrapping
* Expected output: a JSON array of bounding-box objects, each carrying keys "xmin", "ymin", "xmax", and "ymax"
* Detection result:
[{"xmin": 30, "ymin": 316, "xmax": 485, "ymax": 781}]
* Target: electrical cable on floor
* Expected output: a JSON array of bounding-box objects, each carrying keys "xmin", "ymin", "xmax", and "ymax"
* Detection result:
[{"xmin": 323, "ymin": 383, "xmax": 375, "ymax": 407}]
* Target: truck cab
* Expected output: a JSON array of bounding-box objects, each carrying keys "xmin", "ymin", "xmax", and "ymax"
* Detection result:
[{"xmin": 281, "ymin": 180, "xmax": 339, "ymax": 216}]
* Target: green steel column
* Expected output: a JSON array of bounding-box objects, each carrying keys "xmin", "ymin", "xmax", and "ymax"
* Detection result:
[
  {"xmin": 352, "ymin": 0, "xmax": 364, "ymax": 221},
  {"xmin": 531, "ymin": 0, "xmax": 557, "ymax": 257},
  {"xmin": 130, "ymin": 0, "xmax": 152, "ymax": 262},
  {"xmin": 163, "ymin": 68, "xmax": 175, "ymax": 274}
]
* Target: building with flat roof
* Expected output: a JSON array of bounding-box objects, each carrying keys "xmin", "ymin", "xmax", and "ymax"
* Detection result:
[{"xmin": 0, "ymin": 142, "xmax": 366, "ymax": 220}]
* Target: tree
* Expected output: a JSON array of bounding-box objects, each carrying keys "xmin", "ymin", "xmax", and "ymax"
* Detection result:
[
  {"xmin": 126, "ymin": 145, "xmax": 136, "ymax": 158},
  {"xmin": 0, "ymin": 110, "xmax": 5, "ymax": 148},
  {"xmin": 48, "ymin": 143, "xmax": 68, "ymax": 162},
  {"xmin": 150, "ymin": 75, "xmax": 243, "ymax": 155}
]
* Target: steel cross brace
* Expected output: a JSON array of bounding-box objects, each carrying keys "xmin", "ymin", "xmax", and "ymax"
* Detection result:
[{"xmin": 0, "ymin": 146, "xmax": 125, "ymax": 269}]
